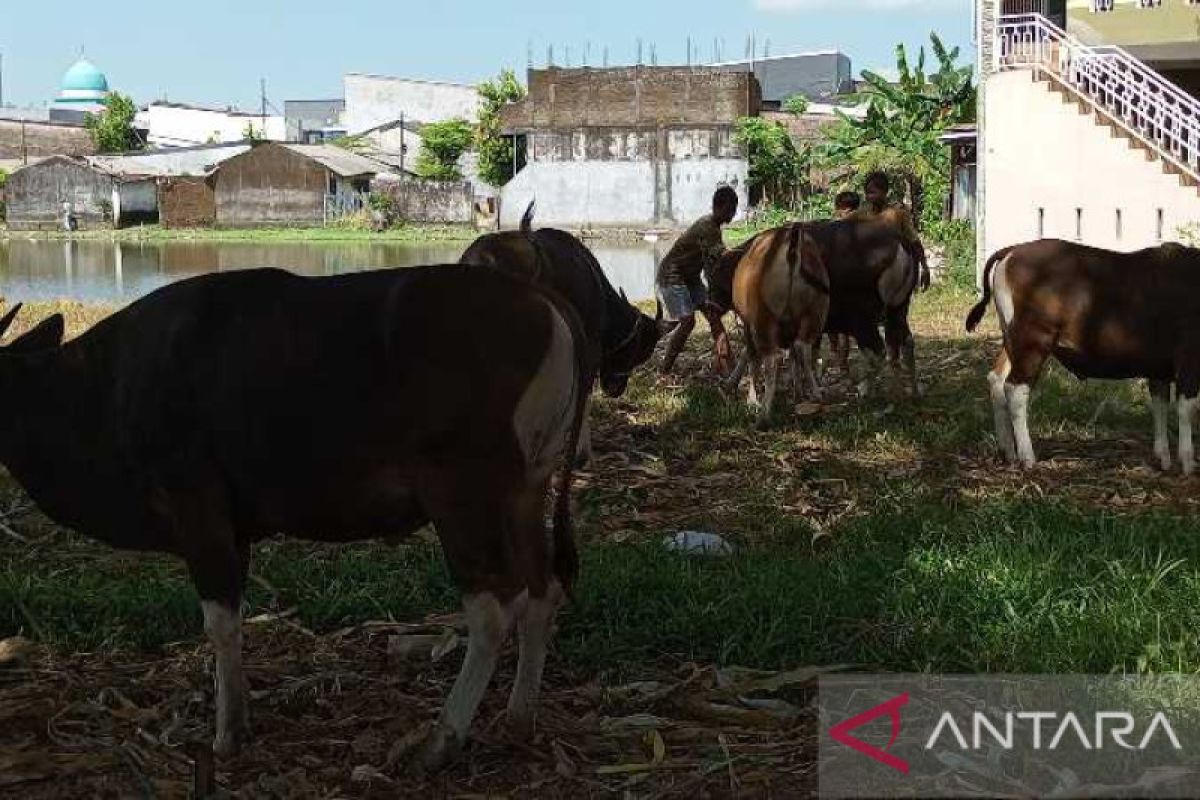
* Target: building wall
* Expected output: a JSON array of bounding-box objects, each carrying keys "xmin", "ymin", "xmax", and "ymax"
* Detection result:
[
  {"xmin": 372, "ymin": 174, "xmax": 473, "ymax": 223},
  {"xmin": 5, "ymin": 158, "xmax": 115, "ymax": 230},
  {"xmin": 139, "ymin": 104, "xmax": 286, "ymax": 148},
  {"xmin": 0, "ymin": 119, "xmax": 95, "ymax": 160},
  {"xmin": 158, "ymin": 176, "xmax": 216, "ymax": 228},
  {"xmin": 284, "ymin": 99, "xmax": 346, "ymax": 142},
  {"xmin": 982, "ymin": 70, "xmax": 1200, "ymax": 256},
  {"xmin": 718, "ymin": 52, "xmax": 853, "ymax": 103},
  {"xmin": 503, "ymin": 67, "xmax": 759, "ymax": 130},
  {"xmin": 343, "ymin": 74, "xmax": 480, "ymax": 133},
  {"xmin": 214, "ymin": 144, "xmax": 328, "ymax": 227}
]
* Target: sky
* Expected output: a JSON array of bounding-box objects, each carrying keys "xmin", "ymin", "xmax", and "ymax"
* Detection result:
[{"xmin": 0, "ymin": 0, "xmax": 973, "ymax": 112}]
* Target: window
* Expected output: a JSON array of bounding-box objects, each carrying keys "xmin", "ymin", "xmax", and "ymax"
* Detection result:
[
  {"xmin": 1075, "ymin": 208, "xmax": 1083, "ymax": 241},
  {"xmin": 1038, "ymin": 207, "xmax": 1045, "ymax": 239},
  {"xmin": 1115, "ymin": 208, "xmax": 1123, "ymax": 241}
]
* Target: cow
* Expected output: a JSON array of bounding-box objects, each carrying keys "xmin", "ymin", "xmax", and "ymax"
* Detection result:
[
  {"xmin": 460, "ymin": 202, "xmax": 667, "ymax": 460},
  {"xmin": 0, "ymin": 264, "xmax": 587, "ymax": 770},
  {"xmin": 712, "ymin": 218, "xmax": 919, "ymax": 398},
  {"xmin": 966, "ymin": 239, "xmax": 1200, "ymax": 474},
  {"xmin": 722, "ymin": 224, "xmax": 830, "ymax": 425}
]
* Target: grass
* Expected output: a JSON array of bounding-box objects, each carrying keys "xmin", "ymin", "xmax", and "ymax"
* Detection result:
[
  {"xmin": 3, "ymin": 284, "xmax": 1200, "ymax": 678},
  {"xmin": 0, "ymin": 223, "xmax": 478, "ymax": 244}
]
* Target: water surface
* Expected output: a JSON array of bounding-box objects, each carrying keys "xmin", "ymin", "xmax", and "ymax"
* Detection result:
[{"xmin": 0, "ymin": 238, "xmax": 665, "ymax": 305}]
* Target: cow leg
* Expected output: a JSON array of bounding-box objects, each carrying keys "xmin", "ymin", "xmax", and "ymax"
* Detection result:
[
  {"xmin": 1149, "ymin": 380, "xmax": 1173, "ymax": 472},
  {"xmin": 852, "ymin": 324, "xmax": 886, "ymax": 398},
  {"xmin": 885, "ymin": 300, "xmax": 918, "ymax": 398},
  {"xmin": 791, "ymin": 342, "xmax": 821, "ymax": 401},
  {"xmin": 757, "ymin": 349, "xmax": 781, "ymax": 427},
  {"xmin": 1005, "ymin": 383, "xmax": 1036, "ymax": 469},
  {"xmin": 575, "ymin": 396, "xmax": 593, "ymax": 467},
  {"xmin": 1003, "ymin": 320, "xmax": 1054, "ymax": 469},
  {"xmin": 744, "ymin": 336, "xmax": 764, "ymax": 409},
  {"xmin": 1179, "ymin": 393, "xmax": 1198, "ymax": 477},
  {"xmin": 989, "ymin": 350, "xmax": 1017, "ymax": 463},
  {"xmin": 173, "ymin": 480, "xmax": 250, "ymax": 759},
  {"xmin": 423, "ymin": 591, "xmax": 512, "ymax": 769}
]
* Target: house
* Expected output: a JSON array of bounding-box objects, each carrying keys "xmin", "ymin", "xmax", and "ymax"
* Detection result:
[
  {"xmin": 211, "ymin": 142, "xmax": 384, "ymax": 227},
  {"xmin": 939, "ymin": 124, "xmax": 978, "ymax": 223},
  {"xmin": 498, "ymin": 66, "xmax": 760, "ymax": 229},
  {"xmin": 4, "ymin": 155, "xmax": 156, "ymax": 230},
  {"xmin": 713, "ymin": 51, "xmax": 855, "ymax": 106},
  {"xmin": 343, "ymin": 73, "xmax": 480, "ymax": 134},
  {"xmin": 137, "ymin": 102, "xmax": 287, "ymax": 148},
  {"xmin": 975, "ymin": 0, "xmax": 1200, "ymax": 270},
  {"xmin": 0, "ymin": 110, "xmax": 95, "ymax": 162},
  {"xmin": 284, "ymin": 99, "xmax": 347, "ymax": 144}
]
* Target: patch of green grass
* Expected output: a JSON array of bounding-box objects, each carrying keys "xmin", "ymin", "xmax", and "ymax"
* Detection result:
[
  {"xmin": 0, "ymin": 223, "xmax": 478, "ymax": 244},
  {"xmin": 6, "ymin": 501, "xmax": 1200, "ymax": 676}
]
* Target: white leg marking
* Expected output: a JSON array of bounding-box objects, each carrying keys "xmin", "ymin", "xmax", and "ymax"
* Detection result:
[
  {"xmin": 989, "ymin": 366, "xmax": 1017, "ymax": 462},
  {"xmin": 727, "ymin": 348, "xmax": 750, "ymax": 390},
  {"xmin": 1179, "ymin": 394, "xmax": 1197, "ymax": 476},
  {"xmin": 1005, "ymin": 383, "xmax": 1036, "ymax": 468},
  {"xmin": 202, "ymin": 601, "xmax": 248, "ymax": 758},
  {"xmin": 507, "ymin": 580, "xmax": 563, "ymax": 738},
  {"xmin": 1150, "ymin": 382, "xmax": 1172, "ymax": 471},
  {"xmin": 746, "ymin": 352, "xmax": 763, "ymax": 409},
  {"xmin": 758, "ymin": 351, "xmax": 780, "ymax": 425},
  {"xmin": 993, "ymin": 255, "xmax": 1016, "ymax": 334}
]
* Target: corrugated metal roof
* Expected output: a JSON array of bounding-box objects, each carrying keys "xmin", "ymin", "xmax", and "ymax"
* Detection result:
[
  {"xmin": 280, "ymin": 143, "xmax": 383, "ymax": 177},
  {"xmin": 87, "ymin": 143, "xmax": 251, "ymax": 177}
]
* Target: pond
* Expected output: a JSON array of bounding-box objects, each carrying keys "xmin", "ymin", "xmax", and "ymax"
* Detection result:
[{"xmin": 0, "ymin": 238, "xmax": 668, "ymax": 305}]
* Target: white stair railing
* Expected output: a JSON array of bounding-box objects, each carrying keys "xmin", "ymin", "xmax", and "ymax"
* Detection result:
[{"xmin": 997, "ymin": 13, "xmax": 1200, "ymax": 185}]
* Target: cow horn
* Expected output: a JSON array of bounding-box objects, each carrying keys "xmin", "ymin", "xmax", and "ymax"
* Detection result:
[
  {"xmin": 619, "ymin": 287, "xmax": 628, "ymax": 303},
  {"xmin": 655, "ymin": 300, "xmax": 663, "ymax": 324},
  {"xmin": 521, "ymin": 200, "xmax": 536, "ymax": 235},
  {"xmin": 0, "ymin": 303, "xmax": 24, "ymax": 342}
]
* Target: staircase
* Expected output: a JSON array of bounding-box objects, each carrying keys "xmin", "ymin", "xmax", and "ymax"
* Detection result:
[{"xmin": 997, "ymin": 13, "xmax": 1200, "ymax": 195}]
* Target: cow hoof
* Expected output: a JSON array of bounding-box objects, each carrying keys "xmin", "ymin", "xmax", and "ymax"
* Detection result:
[{"xmin": 419, "ymin": 724, "xmax": 462, "ymax": 772}]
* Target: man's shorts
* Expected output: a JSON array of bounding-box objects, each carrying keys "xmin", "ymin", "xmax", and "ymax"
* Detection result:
[{"xmin": 656, "ymin": 282, "xmax": 708, "ymax": 321}]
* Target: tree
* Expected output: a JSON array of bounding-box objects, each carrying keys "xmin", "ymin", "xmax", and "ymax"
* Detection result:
[
  {"xmin": 84, "ymin": 93, "xmax": 141, "ymax": 154},
  {"xmin": 782, "ymin": 94, "xmax": 809, "ymax": 117},
  {"xmin": 734, "ymin": 116, "xmax": 809, "ymax": 209},
  {"xmin": 476, "ymin": 70, "xmax": 527, "ymax": 187},
  {"xmin": 819, "ymin": 33, "xmax": 974, "ymax": 230},
  {"xmin": 414, "ymin": 118, "xmax": 475, "ymax": 181},
  {"xmin": 242, "ymin": 122, "xmax": 265, "ymax": 143}
]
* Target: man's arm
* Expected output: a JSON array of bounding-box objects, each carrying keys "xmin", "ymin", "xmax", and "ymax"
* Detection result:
[{"xmin": 898, "ymin": 209, "xmax": 931, "ymax": 291}]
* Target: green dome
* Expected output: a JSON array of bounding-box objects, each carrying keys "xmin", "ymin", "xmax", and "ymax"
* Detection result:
[{"xmin": 61, "ymin": 59, "xmax": 109, "ymax": 93}]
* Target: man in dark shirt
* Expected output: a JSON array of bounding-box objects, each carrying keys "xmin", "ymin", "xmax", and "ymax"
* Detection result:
[{"xmin": 656, "ymin": 186, "xmax": 738, "ymax": 376}]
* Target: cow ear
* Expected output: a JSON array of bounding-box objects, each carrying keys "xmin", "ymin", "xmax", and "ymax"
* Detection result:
[{"xmin": 5, "ymin": 314, "xmax": 65, "ymax": 354}]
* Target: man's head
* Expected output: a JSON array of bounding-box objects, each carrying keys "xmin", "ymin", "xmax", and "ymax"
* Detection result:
[
  {"xmin": 834, "ymin": 190, "xmax": 861, "ymax": 219},
  {"xmin": 863, "ymin": 171, "xmax": 890, "ymax": 210},
  {"xmin": 712, "ymin": 185, "xmax": 739, "ymax": 225}
]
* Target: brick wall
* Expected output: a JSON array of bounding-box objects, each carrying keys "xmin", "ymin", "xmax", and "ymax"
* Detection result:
[
  {"xmin": 0, "ymin": 119, "xmax": 95, "ymax": 160},
  {"xmin": 159, "ymin": 176, "xmax": 216, "ymax": 228}
]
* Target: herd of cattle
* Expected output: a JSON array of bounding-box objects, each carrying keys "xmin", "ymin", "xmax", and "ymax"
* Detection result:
[{"xmin": 0, "ymin": 204, "xmax": 1196, "ymax": 768}]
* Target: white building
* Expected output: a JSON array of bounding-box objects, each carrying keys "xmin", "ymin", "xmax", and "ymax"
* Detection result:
[
  {"xmin": 136, "ymin": 102, "xmax": 286, "ymax": 148},
  {"xmin": 976, "ymin": 0, "xmax": 1200, "ymax": 271},
  {"xmin": 342, "ymin": 73, "xmax": 480, "ymax": 134}
]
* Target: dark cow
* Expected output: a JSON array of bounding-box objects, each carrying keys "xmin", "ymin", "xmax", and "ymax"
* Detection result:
[
  {"xmin": 460, "ymin": 203, "xmax": 666, "ymax": 458},
  {"xmin": 967, "ymin": 239, "xmax": 1200, "ymax": 473},
  {"xmin": 724, "ymin": 224, "xmax": 830, "ymax": 425},
  {"xmin": 0, "ymin": 264, "xmax": 586, "ymax": 769},
  {"xmin": 712, "ymin": 218, "xmax": 919, "ymax": 396}
]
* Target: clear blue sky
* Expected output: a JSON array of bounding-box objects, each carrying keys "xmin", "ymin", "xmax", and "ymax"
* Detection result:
[{"xmin": 0, "ymin": 0, "xmax": 973, "ymax": 111}]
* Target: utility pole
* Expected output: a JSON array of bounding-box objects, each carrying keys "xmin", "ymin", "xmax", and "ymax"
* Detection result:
[
  {"xmin": 399, "ymin": 112, "xmax": 405, "ymax": 173},
  {"xmin": 1, "ymin": 52, "xmax": 5, "ymax": 108},
  {"xmin": 260, "ymin": 78, "xmax": 267, "ymax": 138}
]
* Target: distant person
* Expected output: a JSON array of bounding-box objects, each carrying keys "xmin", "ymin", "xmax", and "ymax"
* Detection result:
[
  {"xmin": 833, "ymin": 190, "xmax": 861, "ymax": 219},
  {"xmin": 656, "ymin": 186, "xmax": 738, "ymax": 377},
  {"xmin": 851, "ymin": 171, "xmax": 930, "ymax": 290}
]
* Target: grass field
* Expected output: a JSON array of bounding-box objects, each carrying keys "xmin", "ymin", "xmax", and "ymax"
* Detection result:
[{"xmin": 2, "ymin": 284, "xmax": 1200, "ymax": 795}]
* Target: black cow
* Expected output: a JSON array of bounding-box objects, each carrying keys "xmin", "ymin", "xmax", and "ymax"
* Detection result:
[
  {"xmin": 460, "ymin": 204, "xmax": 666, "ymax": 459},
  {"xmin": 0, "ymin": 264, "xmax": 586, "ymax": 769}
]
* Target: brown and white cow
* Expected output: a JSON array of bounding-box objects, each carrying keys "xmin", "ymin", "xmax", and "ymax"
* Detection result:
[
  {"xmin": 724, "ymin": 223, "xmax": 830, "ymax": 425},
  {"xmin": 967, "ymin": 239, "xmax": 1200, "ymax": 473}
]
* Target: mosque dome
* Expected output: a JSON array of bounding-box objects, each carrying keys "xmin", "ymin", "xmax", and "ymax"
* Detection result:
[{"xmin": 58, "ymin": 59, "xmax": 109, "ymax": 103}]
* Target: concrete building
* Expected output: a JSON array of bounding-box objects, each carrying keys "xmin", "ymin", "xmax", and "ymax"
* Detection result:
[
  {"xmin": 976, "ymin": 0, "xmax": 1200, "ymax": 269},
  {"xmin": 5, "ymin": 156, "xmax": 157, "ymax": 230},
  {"xmin": 136, "ymin": 102, "xmax": 286, "ymax": 148},
  {"xmin": 715, "ymin": 51, "xmax": 854, "ymax": 106},
  {"xmin": 211, "ymin": 142, "xmax": 383, "ymax": 227},
  {"xmin": 498, "ymin": 66, "xmax": 760, "ymax": 229},
  {"xmin": 343, "ymin": 73, "xmax": 479, "ymax": 134},
  {"xmin": 284, "ymin": 99, "xmax": 346, "ymax": 143}
]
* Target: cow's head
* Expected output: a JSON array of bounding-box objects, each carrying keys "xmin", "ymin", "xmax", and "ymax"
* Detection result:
[
  {"xmin": 598, "ymin": 294, "xmax": 670, "ymax": 397},
  {"xmin": 0, "ymin": 303, "xmax": 65, "ymax": 356}
]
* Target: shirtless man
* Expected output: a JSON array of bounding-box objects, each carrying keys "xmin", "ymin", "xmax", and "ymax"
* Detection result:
[{"xmin": 656, "ymin": 186, "xmax": 738, "ymax": 377}]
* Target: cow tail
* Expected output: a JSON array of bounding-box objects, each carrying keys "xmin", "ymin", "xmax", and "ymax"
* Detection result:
[
  {"xmin": 521, "ymin": 200, "xmax": 536, "ymax": 235},
  {"xmin": 791, "ymin": 222, "xmax": 829, "ymax": 295},
  {"xmin": 965, "ymin": 247, "xmax": 1011, "ymax": 332},
  {"xmin": 552, "ymin": 302, "xmax": 588, "ymax": 600}
]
